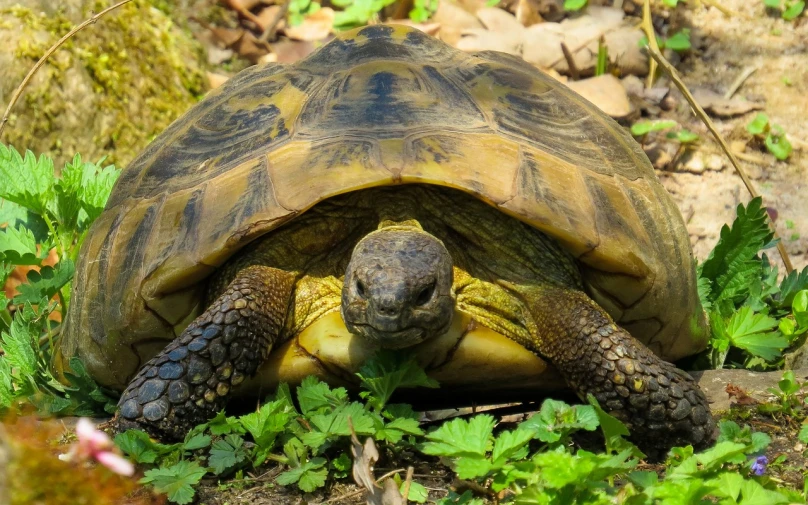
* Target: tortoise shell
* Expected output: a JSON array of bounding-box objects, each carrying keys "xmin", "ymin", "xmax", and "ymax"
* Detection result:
[{"xmin": 58, "ymin": 24, "xmax": 708, "ymax": 390}]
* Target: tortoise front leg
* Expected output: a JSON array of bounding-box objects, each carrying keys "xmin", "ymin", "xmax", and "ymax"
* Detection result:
[
  {"xmin": 524, "ymin": 288, "xmax": 715, "ymax": 453},
  {"xmin": 111, "ymin": 265, "xmax": 295, "ymax": 440}
]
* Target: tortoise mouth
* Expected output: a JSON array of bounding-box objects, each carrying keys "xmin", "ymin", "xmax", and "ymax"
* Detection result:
[{"xmin": 349, "ymin": 323, "xmax": 428, "ymax": 349}]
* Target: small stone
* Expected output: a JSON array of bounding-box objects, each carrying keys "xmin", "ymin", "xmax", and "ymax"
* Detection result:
[
  {"xmin": 648, "ymin": 404, "xmax": 665, "ymax": 421},
  {"xmin": 168, "ymin": 347, "xmax": 188, "ymax": 361},
  {"xmin": 234, "ymin": 299, "xmax": 247, "ymax": 309},
  {"xmin": 159, "ymin": 362, "xmax": 185, "ymax": 380},
  {"xmin": 188, "ymin": 338, "xmax": 208, "ymax": 352},
  {"xmin": 142, "ymin": 398, "xmax": 170, "ymax": 421},
  {"xmin": 217, "ymin": 383, "xmax": 230, "ymax": 396},
  {"xmin": 138, "ymin": 379, "xmax": 167, "ymax": 404},
  {"xmin": 616, "ymin": 385, "xmax": 630, "ymax": 397},
  {"xmin": 120, "ymin": 399, "xmax": 142, "ymax": 419},
  {"xmin": 168, "ymin": 381, "xmax": 190, "ymax": 403},
  {"xmin": 188, "ymin": 356, "xmax": 213, "ymax": 384}
]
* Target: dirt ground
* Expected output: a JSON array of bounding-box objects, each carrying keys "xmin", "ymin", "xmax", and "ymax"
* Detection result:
[{"xmin": 659, "ymin": 0, "xmax": 808, "ymax": 272}]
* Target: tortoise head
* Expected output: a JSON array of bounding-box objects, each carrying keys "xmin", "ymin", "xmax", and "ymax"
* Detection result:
[{"xmin": 341, "ymin": 220, "xmax": 455, "ymax": 349}]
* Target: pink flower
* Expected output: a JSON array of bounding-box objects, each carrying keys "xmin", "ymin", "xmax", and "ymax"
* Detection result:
[{"xmin": 59, "ymin": 418, "xmax": 135, "ymax": 476}]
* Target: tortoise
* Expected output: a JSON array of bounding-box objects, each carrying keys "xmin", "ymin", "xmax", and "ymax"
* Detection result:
[{"xmin": 55, "ymin": 24, "xmax": 715, "ymax": 450}]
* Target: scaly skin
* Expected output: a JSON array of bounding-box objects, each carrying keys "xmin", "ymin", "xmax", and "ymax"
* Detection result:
[
  {"xmin": 111, "ymin": 266, "xmax": 295, "ymax": 440},
  {"xmin": 519, "ymin": 287, "xmax": 715, "ymax": 452}
]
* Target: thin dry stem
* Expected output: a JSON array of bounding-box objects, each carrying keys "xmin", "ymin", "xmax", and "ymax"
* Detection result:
[
  {"xmin": 319, "ymin": 468, "xmax": 406, "ymax": 505},
  {"xmin": 0, "ymin": 0, "xmax": 134, "ymax": 138},
  {"xmin": 400, "ymin": 466, "xmax": 415, "ymax": 502},
  {"xmin": 641, "ymin": 0, "xmax": 793, "ymax": 273}
]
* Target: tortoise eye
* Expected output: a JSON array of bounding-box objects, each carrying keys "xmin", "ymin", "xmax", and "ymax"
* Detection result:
[
  {"xmin": 356, "ymin": 279, "xmax": 367, "ymax": 298},
  {"xmin": 415, "ymin": 281, "xmax": 436, "ymax": 306}
]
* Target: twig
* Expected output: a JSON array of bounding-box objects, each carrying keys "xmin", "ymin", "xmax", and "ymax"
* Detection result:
[
  {"xmin": 0, "ymin": 0, "xmax": 134, "ymax": 138},
  {"xmin": 701, "ymin": 0, "xmax": 742, "ymax": 17},
  {"xmin": 641, "ymin": 0, "xmax": 793, "ymax": 274},
  {"xmin": 259, "ymin": 0, "xmax": 292, "ymax": 42},
  {"xmin": 560, "ymin": 42, "xmax": 580, "ymax": 81},
  {"xmin": 318, "ymin": 468, "xmax": 406, "ymax": 505},
  {"xmin": 723, "ymin": 66, "xmax": 758, "ymax": 100},
  {"xmin": 642, "ymin": 0, "xmax": 660, "ymax": 89},
  {"xmin": 400, "ymin": 466, "xmax": 415, "ymax": 502}
]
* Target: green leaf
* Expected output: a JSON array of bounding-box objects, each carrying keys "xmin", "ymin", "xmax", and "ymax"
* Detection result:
[
  {"xmin": 699, "ymin": 197, "xmax": 773, "ymax": 312},
  {"xmin": 631, "ymin": 120, "xmax": 677, "ymax": 136},
  {"xmin": 453, "ymin": 455, "xmax": 493, "ymax": 479},
  {"xmin": 182, "ymin": 433, "xmax": 211, "ymax": 451},
  {"xmin": 0, "ymin": 145, "xmax": 55, "ymax": 216},
  {"xmin": 205, "ymin": 410, "xmax": 245, "ymax": 436},
  {"xmin": 209, "ymin": 434, "xmax": 247, "ymax": 474},
  {"xmin": 276, "ymin": 457, "xmax": 328, "ymax": 492},
  {"xmin": 667, "ymin": 129, "xmax": 700, "ymax": 144},
  {"xmin": 403, "ymin": 481, "xmax": 428, "ymax": 503},
  {"xmin": 783, "ymin": 1, "xmax": 805, "ymax": 20},
  {"xmin": 115, "ymin": 430, "xmax": 159, "ymax": 464},
  {"xmin": 140, "ymin": 460, "xmax": 207, "ymax": 504},
  {"xmin": 330, "ymin": 452, "xmax": 352, "ymax": 478},
  {"xmin": 775, "ymin": 267, "xmax": 808, "ymax": 308},
  {"xmin": 0, "ymin": 309, "xmax": 38, "ymax": 378},
  {"xmin": 12, "ymin": 259, "xmax": 74, "ymax": 306},
  {"xmin": 665, "ymin": 29, "xmax": 692, "ymax": 51},
  {"xmin": 724, "ymin": 307, "xmax": 787, "ymax": 360},
  {"xmin": 746, "ymin": 113, "xmax": 770, "ymax": 136},
  {"xmin": 491, "ymin": 428, "xmax": 533, "ymax": 463},
  {"xmin": 62, "ymin": 356, "xmax": 118, "ymax": 415},
  {"xmin": 520, "ymin": 399, "xmax": 599, "ymax": 444},
  {"xmin": 239, "ymin": 397, "xmax": 293, "ymax": 461},
  {"xmin": 356, "ymin": 350, "xmax": 438, "ymax": 411},
  {"xmin": 798, "ymin": 424, "xmax": 808, "ymax": 444},
  {"xmin": 587, "ymin": 395, "xmax": 643, "ymax": 457},
  {"xmin": 763, "ymin": 0, "xmax": 781, "ymax": 7},
  {"xmin": 765, "ymin": 132, "xmax": 792, "ymax": 160},
  {"xmin": 421, "ymin": 414, "xmax": 495, "ymax": 457},
  {"xmin": 297, "ymin": 375, "xmax": 348, "ymax": 415},
  {"xmin": 0, "ymin": 225, "xmax": 41, "ymax": 265},
  {"xmin": 564, "ymin": 0, "xmax": 587, "ymax": 10}
]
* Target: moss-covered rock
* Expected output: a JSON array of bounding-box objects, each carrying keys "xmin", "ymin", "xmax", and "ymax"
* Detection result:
[{"xmin": 0, "ymin": 0, "xmax": 207, "ymax": 168}]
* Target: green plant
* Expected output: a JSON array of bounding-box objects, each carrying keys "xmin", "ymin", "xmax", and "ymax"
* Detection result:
[
  {"xmin": 331, "ymin": 0, "xmax": 397, "ymax": 29},
  {"xmin": 696, "ymin": 197, "xmax": 808, "ymax": 369},
  {"xmin": 287, "ymin": 0, "xmax": 322, "ymax": 26},
  {"xmin": 0, "ymin": 144, "xmax": 119, "ymax": 415},
  {"xmin": 759, "ymin": 370, "xmax": 804, "ymax": 416},
  {"xmin": 114, "ymin": 350, "xmax": 434, "ymax": 503},
  {"xmin": 409, "ymin": 0, "xmax": 439, "ymax": 22},
  {"xmin": 764, "ymin": 0, "xmax": 806, "ymax": 20},
  {"xmin": 747, "ymin": 113, "xmax": 793, "ymax": 160},
  {"xmin": 564, "ymin": 0, "xmax": 588, "ymax": 11},
  {"xmin": 420, "ymin": 396, "xmax": 799, "ymax": 504},
  {"xmin": 639, "ymin": 29, "xmax": 692, "ymax": 53},
  {"xmin": 662, "ymin": 0, "xmax": 687, "ymax": 6}
]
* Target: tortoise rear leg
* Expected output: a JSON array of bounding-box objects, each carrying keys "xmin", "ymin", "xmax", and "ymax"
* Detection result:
[
  {"xmin": 525, "ymin": 288, "xmax": 716, "ymax": 453},
  {"xmin": 111, "ymin": 265, "xmax": 295, "ymax": 440}
]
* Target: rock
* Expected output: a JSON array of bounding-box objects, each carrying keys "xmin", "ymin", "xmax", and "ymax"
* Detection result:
[
  {"xmin": 683, "ymin": 153, "xmax": 707, "ymax": 173},
  {"xmin": 521, "ymin": 7, "xmax": 647, "ymax": 77},
  {"xmin": 0, "ymin": 0, "xmax": 207, "ymax": 168},
  {"xmin": 476, "ymin": 7, "xmax": 526, "ymax": 34},
  {"xmin": 565, "ymin": 74, "xmax": 633, "ymax": 119},
  {"xmin": 432, "ymin": 0, "xmax": 483, "ymax": 45},
  {"xmin": 691, "ymin": 87, "xmax": 765, "ymax": 117},
  {"xmin": 457, "ymin": 28, "xmax": 523, "ymax": 55},
  {"xmin": 690, "ymin": 368, "xmax": 808, "ymax": 413}
]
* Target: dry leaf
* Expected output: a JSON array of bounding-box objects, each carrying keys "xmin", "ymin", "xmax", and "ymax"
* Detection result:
[
  {"xmin": 270, "ymin": 39, "xmax": 317, "ymax": 63},
  {"xmin": 207, "ymin": 72, "xmax": 230, "ymax": 89},
  {"xmin": 476, "ymin": 7, "xmax": 525, "ymax": 34},
  {"xmin": 515, "ymin": 0, "xmax": 543, "ymax": 27},
  {"xmin": 566, "ymin": 74, "xmax": 633, "ymax": 119},
  {"xmin": 432, "ymin": 0, "xmax": 482, "ymax": 45},
  {"xmin": 387, "ymin": 20, "xmax": 442, "ymax": 36},
  {"xmin": 256, "ymin": 5, "xmax": 286, "ymax": 33},
  {"xmin": 284, "ymin": 7, "xmax": 334, "ymax": 41},
  {"xmin": 350, "ymin": 421, "xmax": 405, "ymax": 505},
  {"xmin": 725, "ymin": 383, "xmax": 759, "ymax": 406}
]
